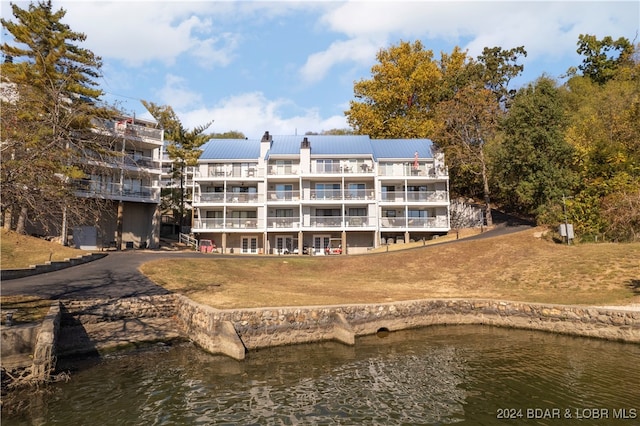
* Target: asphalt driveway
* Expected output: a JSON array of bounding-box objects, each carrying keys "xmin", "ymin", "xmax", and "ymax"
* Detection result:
[
  {"xmin": 1, "ymin": 218, "xmax": 533, "ymax": 301},
  {"xmin": 0, "ymin": 251, "xmax": 204, "ymax": 300}
]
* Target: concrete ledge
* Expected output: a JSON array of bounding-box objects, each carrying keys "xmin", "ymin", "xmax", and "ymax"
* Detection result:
[{"xmin": 1, "ymin": 253, "xmax": 108, "ymax": 281}]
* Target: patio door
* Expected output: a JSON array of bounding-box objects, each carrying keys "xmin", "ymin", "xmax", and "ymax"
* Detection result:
[
  {"xmin": 241, "ymin": 237, "xmax": 258, "ymax": 254},
  {"xmin": 275, "ymin": 236, "xmax": 293, "ymax": 254},
  {"xmin": 312, "ymin": 234, "xmax": 330, "ymax": 255}
]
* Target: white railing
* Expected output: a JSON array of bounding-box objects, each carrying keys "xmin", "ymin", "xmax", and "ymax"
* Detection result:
[
  {"xmin": 179, "ymin": 233, "xmax": 198, "ymax": 250},
  {"xmin": 73, "ymin": 180, "xmax": 160, "ymax": 201},
  {"xmin": 379, "ymin": 217, "xmax": 448, "ymax": 228},
  {"xmin": 379, "ymin": 191, "xmax": 448, "ymax": 202}
]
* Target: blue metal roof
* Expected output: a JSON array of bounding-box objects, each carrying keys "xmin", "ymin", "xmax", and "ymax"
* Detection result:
[
  {"xmin": 269, "ymin": 135, "xmax": 373, "ymax": 156},
  {"xmin": 370, "ymin": 139, "xmax": 433, "ymax": 159},
  {"xmin": 199, "ymin": 135, "xmax": 435, "ymax": 160},
  {"xmin": 200, "ymin": 138, "xmax": 261, "ymax": 160}
]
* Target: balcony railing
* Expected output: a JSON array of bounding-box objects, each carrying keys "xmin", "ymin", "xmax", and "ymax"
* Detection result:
[
  {"xmin": 73, "ymin": 180, "xmax": 160, "ymax": 201},
  {"xmin": 378, "ymin": 165, "xmax": 448, "ymax": 177},
  {"xmin": 379, "ymin": 216, "xmax": 448, "ymax": 228},
  {"xmin": 268, "ymin": 164, "xmax": 299, "ymax": 175},
  {"xmin": 380, "ymin": 190, "xmax": 448, "ymax": 202},
  {"xmin": 194, "ymin": 218, "xmax": 260, "ymax": 229},
  {"xmin": 313, "ymin": 160, "xmax": 373, "ymax": 174},
  {"xmin": 268, "ymin": 217, "xmax": 301, "ymax": 228},
  {"xmin": 267, "ymin": 190, "xmax": 301, "ymax": 202},
  {"xmin": 201, "ymin": 166, "xmax": 261, "ymax": 178},
  {"xmin": 194, "ymin": 192, "xmax": 263, "ymax": 203}
]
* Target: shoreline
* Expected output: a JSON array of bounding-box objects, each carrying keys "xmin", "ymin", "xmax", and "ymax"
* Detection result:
[{"xmin": 2, "ymin": 295, "xmax": 638, "ymax": 390}]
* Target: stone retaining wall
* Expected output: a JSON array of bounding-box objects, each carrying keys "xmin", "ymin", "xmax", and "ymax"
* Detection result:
[
  {"xmin": 21, "ymin": 296, "xmax": 637, "ymax": 366},
  {"xmin": 175, "ymin": 297, "xmax": 640, "ymax": 360}
]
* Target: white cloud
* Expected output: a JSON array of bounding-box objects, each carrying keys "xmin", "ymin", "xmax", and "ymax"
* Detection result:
[
  {"xmin": 179, "ymin": 92, "xmax": 348, "ymax": 139},
  {"xmin": 154, "ymin": 74, "xmax": 203, "ymax": 110},
  {"xmin": 305, "ymin": 1, "xmax": 639, "ymax": 82},
  {"xmin": 300, "ymin": 37, "xmax": 382, "ymax": 83},
  {"xmin": 58, "ymin": 1, "xmax": 237, "ymax": 68}
]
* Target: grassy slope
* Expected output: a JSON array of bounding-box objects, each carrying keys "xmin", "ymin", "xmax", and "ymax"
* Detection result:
[
  {"xmin": 1, "ymin": 230, "xmax": 90, "ymax": 270},
  {"xmin": 140, "ymin": 227, "xmax": 640, "ymax": 309}
]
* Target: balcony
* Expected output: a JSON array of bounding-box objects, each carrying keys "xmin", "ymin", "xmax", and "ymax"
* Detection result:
[
  {"xmin": 194, "ymin": 218, "xmax": 260, "ymax": 230},
  {"xmin": 379, "ymin": 190, "xmax": 448, "ymax": 203},
  {"xmin": 378, "ymin": 164, "xmax": 448, "ymax": 178},
  {"xmin": 73, "ymin": 180, "xmax": 160, "ymax": 202},
  {"xmin": 379, "ymin": 216, "xmax": 448, "ymax": 229},
  {"xmin": 312, "ymin": 160, "xmax": 373, "ymax": 174},
  {"xmin": 194, "ymin": 192, "xmax": 262, "ymax": 204},
  {"xmin": 268, "ymin": 217, "xmax": 301, "ymax": 229},
  {"xmin": 267, "ymin": 190, "xmax": 301, "ymax": 202},
  {"xmin": 201, "ymin": 164, "xmax": 261, "ymax": 179}
]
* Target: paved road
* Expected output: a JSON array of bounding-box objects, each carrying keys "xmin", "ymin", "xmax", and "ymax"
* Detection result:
[
  {"xmin": 0, "ymin": 251, "xmax": 204, "ymax": 300},
  {"xmin": 1, "ymin": 220, "xmax": 533, "ymax": 300}
]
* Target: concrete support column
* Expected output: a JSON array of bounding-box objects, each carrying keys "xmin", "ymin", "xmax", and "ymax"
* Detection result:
[
  {"xmin": 150, "ymin": 204, "xmax": 161, "ymax": 249},
  {"xmin": 263, "ymin": 232, "xmax": 268, "ymax": 255},
  {"xmin": 116, "ymin": 201, "xmax": 124, "ymax": 250},
  {"xmin": 222, "ymin": 232, "xmax": 227, "ymax": 253},
  {"xmin": 341, "ymin": 230, "xmax": 347, "ymax": 255},
  {"xmin": 404, "ymin": 231, "xmax": 410, "ymax": 244},
  {"xmin": 298, "ymin": 230, "xmax": 303, "ymax": 256}
]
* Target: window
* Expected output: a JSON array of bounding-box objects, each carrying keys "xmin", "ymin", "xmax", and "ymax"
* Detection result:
[
  {"xmin": 275, "ymin": 184, "xmax": 293, "ymax": 200},
  {"xmin": 316, "ymin": 208, "xmax": 341, "ymax": 216},
  {"xmin": 275, "ymin": 160, "xmax": 293, "ymax": 174},
  {"xmin": 275, "ymin": 209, "xmax": 294, "ymax": 217},
  {"xmin": 348, "ymin": 208, "xmax": 366, "ymax": 217},
  {"xmin": 348, "ymin": 183, "xmax": 365, "ymax": 199},
  {"xmin": 408, "ymin": 210, "xmax": 428, "ymax": 218},
  {"xmin": 316, "ymin": 159, "xmax": 337, "ymax": 173},
  {"xmin": 316, "ymin": 183, "xmax": 340, "ymax": 199}
]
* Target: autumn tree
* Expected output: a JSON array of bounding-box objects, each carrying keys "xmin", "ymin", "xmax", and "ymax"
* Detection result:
[
  {"xmin": 345, "ymin": 40, "xmax": 442, "ymax": 139},
  {"xmin": 142, "ymin": 101, "xmax": 212, "ymax": 230},
  {"xmin": 562, "ymin": 38, "xmax": 640, "ymax": 240},
  {"xmin": 1, "ymin": 1, "xmax": 113, "ymax": 237},
  {"xmin": 346, "ymin": 41, "xmax": 526, "ymax": 226}
]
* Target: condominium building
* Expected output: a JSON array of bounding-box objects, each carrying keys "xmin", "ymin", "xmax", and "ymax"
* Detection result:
[
  {"xmin": 191, "ymin": 132, "xmax": 450, "ymax": 255},
  {"xmin": 72, "ymin": 116, "xmax": 164, "ymax": 250}
]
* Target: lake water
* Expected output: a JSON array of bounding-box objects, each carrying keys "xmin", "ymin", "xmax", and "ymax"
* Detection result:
[{"xmin": 3, "ymin": 325, "xmax": 639, "ymax": 425}]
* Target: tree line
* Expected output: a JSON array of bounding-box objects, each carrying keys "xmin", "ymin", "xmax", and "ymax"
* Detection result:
[
  {"xmin": 2, "ymin": 1, "xmax": 638, "ymax": 242},
  {"xmin": 346, "ymin": 37, "xmax": 639, "ymax": 241}
]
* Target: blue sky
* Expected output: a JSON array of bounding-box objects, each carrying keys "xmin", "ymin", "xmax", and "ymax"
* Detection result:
[{"xmin": 3, "ymin": 1, "xmax": 639, "ymax": 139}]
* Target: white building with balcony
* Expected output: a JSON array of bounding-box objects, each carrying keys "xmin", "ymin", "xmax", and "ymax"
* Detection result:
[
  {"xmin": 72, "ymin": 116, "xmax": 164, "ymax": 249},
  {"xmin": 191, "ymin": 132, "xmax": 450, "ymax": 255}
]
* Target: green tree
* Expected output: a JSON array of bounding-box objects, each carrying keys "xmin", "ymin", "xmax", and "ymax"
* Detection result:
[
  {"xmin": 210, "ymin": 130, "xmax": 246, "ymax": 139},
  {"xmin": 1, "ymin": 0, "xmax": 112, "ymax": 236},
  {"xmin": 494, "ymin": 76, "xmax": 576, "ymax": 221},
  {"xmin": 575, "ymin": 34, "xmax": 634, "ymax": 85},
  {"xmin": 142, "ymin": 101, "xmax": 212, "ymax": 229}
]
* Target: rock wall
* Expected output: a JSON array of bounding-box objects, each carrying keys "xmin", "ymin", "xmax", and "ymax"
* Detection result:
[{"xmin": 175, "ymin": 297, "xmax": 640, "ymax": 360}]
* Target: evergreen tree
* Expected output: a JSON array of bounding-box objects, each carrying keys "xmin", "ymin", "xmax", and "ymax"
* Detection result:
[
  {"xmin": 1, "ymin": 1, "xmax": 113, "ymax": 236},
  {"xmin": 142, "ymin": 101, "xmax": 212, "ymax": 229}
]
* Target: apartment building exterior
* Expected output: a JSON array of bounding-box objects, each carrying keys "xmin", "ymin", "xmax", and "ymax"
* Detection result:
[
  {"xmin": 71, "ymin": 116, "xmax": 164, "ymax": 250},
  {"xmin": 191, "ymin": 132, "xmax": 450, "ymax": 255}
]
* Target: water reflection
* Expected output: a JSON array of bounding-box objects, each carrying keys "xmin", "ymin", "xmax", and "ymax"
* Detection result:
[{"xmin": 3, "ymin": 325, "xmax": 639, "ymax": 425}]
